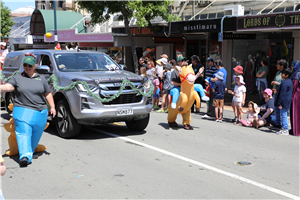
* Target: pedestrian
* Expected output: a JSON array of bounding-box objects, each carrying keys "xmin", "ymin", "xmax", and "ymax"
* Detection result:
[
  {"xmin": 290, "ymin": 60, "xmax": 300, "ymax": 136},
  {"xmin": 231, "ymin": 65, "xmax": 243, "ymax": 123},
  {"xmin": 0, "ymin": 155, "xmax": 6, "ymax": 199},
  {"xmin": 1, "ymin": 42, "xmax": 8, "ymax": 58},
  {"xmin": 271, "ymin": 59, "xmax": 287, "ymax": 97},
  {"xmin": 138, "ymin": 57, "xmax": 145, "ymax": 74},
  {"xmin": 204, "ymin": 78, "xmax": 211, "ymax": 114},
  {"xmin": 253, "ymin": 88, "xmax": 276, "ymax": 129},
  {"xmin": 146, "ymin": 60, "xmax": 156, "ymax": 82},
  {"xmin": 169, "ymin": 59, "xmax": 176, "ymax": 71},
  {"xmin": 3, "ymin": 35, "xmax": 15, "ymax": 52},
  {"xmin": 152, "ymin": 72, "xmax": 160, "ymax": 110},
  {"xmin": 157, "ymin": 63, "xmax": 172, "ymax": 113},
  {"xmin": 191, "ymin": 55, "xmax": 204, "ymax": 113},
  {"xmin": 228, "ymin": 75, "xmax": 246, "ymax": 125},
  {"xmin": 240, "ymin": 101, "xmax": 259, "ymax": 127},
  {"xmin": 202, "ymin": 57, "xmax": 218, "ymax": 119},
  {"xmin": 274, "ymin": 68, "xmax": 293, "ymax": 135},
  {"xmin": 212, "ymin": 71, "xmax": 227, "ymax": 122},
  {"xmin": 140, "ymin": 65, "xmax": 148, "ymax": 83},
  {"xmin": 170, "ymin": 56, "xmax": 186, "ymax": 109},
  {"xmin": 256, "ymin": 58, "xmax": 269, "ymax": 101},
  {"xmin": 0, "ymin": 54, "xmax": 56, "ymax": 167}
]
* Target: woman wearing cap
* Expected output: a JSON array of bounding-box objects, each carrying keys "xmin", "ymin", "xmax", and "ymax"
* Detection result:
[
  {"xmin": 290, "ymin": 60, "xmax": 300, "ymax": 136},
  {"xmin": 256, "ymin": 58, "xmax": 269, "ymax": 101},
  {"xmin": 0, "ymin": 42, "xmax": 8, "ymax": 59},
  {"xmin": 0, "ymin": 54, "xmax": 56, "ymax": 167},
  {"xmin": 252, "ymin": 88, "xmax": 275, "ymax": 128}
]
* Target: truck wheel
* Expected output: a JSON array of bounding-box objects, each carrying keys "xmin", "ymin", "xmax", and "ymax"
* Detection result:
[
  {"xmin": 125, "ymin": 114, "xmax": 150, "ymax": 131},
  {"xmin": 54, "ymin": 100, "xmax": 81, "ymax": 138},
  {"xmin": 5, "ymin": 93, "xmax": 14, "ymax": 114}
]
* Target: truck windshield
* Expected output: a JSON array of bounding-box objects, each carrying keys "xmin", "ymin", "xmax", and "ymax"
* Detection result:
[{"xmin": 54, "ymin": 53, "xmax": 120, "ymax": 72}]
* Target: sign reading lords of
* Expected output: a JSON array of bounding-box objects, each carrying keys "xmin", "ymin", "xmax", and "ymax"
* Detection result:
[{"xmin": 237, "ymin": 11, "xmax": 300, "ymax": 30}]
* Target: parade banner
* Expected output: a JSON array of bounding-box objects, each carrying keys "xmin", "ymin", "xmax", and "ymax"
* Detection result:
[{"xmin": 237, "ymin": 11, "xmax": 300, "ymax": 30}]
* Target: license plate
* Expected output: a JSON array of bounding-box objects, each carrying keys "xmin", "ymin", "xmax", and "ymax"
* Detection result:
[{"xmin": 117, "ymin": 109, "xmax": 133, "ymax": 116}]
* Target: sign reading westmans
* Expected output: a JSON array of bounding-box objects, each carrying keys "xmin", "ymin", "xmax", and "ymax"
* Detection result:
[{"xmin": 237, "ymin": 11, "xmax": 300, "ymax": 30}]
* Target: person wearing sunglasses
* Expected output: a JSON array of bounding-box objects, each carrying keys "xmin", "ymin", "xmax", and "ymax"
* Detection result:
[{"xmin": 0, "ymin": 55, "xmax": 56, "ymax": 167}]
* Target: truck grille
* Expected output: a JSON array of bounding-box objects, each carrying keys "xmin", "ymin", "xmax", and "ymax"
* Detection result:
[{"xmin": 102, "ymin": 94, "xmax": 143, "ymax": 105}]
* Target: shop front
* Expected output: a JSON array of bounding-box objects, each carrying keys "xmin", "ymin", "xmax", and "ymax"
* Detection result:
[{"xmin": 223, "ymin": 11, "xmax": 300, "ymax": 90}]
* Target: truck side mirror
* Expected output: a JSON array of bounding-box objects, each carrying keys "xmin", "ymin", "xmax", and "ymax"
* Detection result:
[{"xmin": 36, "ymin": 65, "xmax": 51, "ymax": 74}]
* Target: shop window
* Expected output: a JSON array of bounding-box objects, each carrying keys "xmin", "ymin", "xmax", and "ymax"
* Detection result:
[
  {"xmin": 273, "ymin": 7, "xmax": 284, "ymax": 13},
  {"xmin": 217, "ymin": 12, "xmax": 224, "ymax": 18},
  {"xmin": 286, "ymin": 6, "xmax": 294, "ymax": 12},
  {"xmin": 185, "ymin": 15, "xmax": 191, "ymax": 21},
  {"xmin": 244, "ymin": 11, "xmax": 250, "ymax": 15},
  {"xmin": 200, "ymin": 14, "xmax": 208, "ymax": 19},
  {"xmin": 208, "ymin": 13, "xmax": 216, "ymax": 19},
  {"xmin": 262, "ymin": 9, "xmax": 271, "ymax": 14},
  {"xmin": 231, "ymin": 33, "xmax": 293, "ymax": 90}
]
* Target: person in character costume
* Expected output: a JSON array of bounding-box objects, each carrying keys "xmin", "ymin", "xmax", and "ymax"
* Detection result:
[
  {"xmin": 0, "ymin": 54, "xmax": 56, "ymax": 167},
  {"xmin": 4, "ymin": 103, "xmax": 49, "ymax": 156},
  {"xmin": 167, "ymin": 62, "xmax": 201, "ymax": 130},
  {"xmin": 169, "ymin": 56, "xmax": 208, "ymax": 109}
]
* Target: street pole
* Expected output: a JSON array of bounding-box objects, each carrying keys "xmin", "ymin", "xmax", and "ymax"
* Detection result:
[{"xmin": 53, "ymin": 1, "xmax": 58, "ymax": 46}]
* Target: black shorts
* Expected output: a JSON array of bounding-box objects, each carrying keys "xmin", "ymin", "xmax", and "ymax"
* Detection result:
[{"xmin": 162, "ymin": 89, "xmax": 170, "ymax": 94}]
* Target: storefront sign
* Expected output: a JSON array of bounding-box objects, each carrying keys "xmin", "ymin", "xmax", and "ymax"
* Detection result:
[
  {"xmin": 223, "ymin": 33, "xmax": 256, "ymax": 39},
  {"xmin": 237, "ymin": 11, "xmax": 300, "ymax": 30},
  {"xmin": 33, "ymin": 39, "xmax": 45, "ymax": 44},
  {"xmin": 154, "ymin": 37, "xmax": 184, "ymax": 43},
  {"xmin": 44, "ymin": 29, "xmax": 113, "ymax": 42},
  {"xmin": 171, "ymin": 18, "xmax": 236, "ymax": 34},
  {"xmin": 112, "ymin": 26, "xmax": 165, "ymax": 36}
]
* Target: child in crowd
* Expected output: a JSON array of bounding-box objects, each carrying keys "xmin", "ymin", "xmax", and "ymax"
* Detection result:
[
  {"xmin": 274, "ymin": 68, "xmax": 293, "ymax": 135},
  {"xmin": 212, "ymin": 71, "xmax": 227, "ymax": 122},
  {"xmin": 157, "ymin": 63, "xmax": 173, "ymax": 113},
  {"xmin": 140, "ymin": 66, "xmax": 148, "ymax": 83},
  {"xmin": 240, "ymin": 101, "xmax": 259, "ymax": 127},
  {"xmin": 231, "ymin": 65, "xmax": 243, "ymax": 123},
  {"xmin": 152, "ymin": 72, "xmax": 160, "ymax": 110},
  {"xmin": 228, "ymin": 75, "xmax": 246, "ymax": 125},
  {"xmin": 204, "ymin": 78, "xmax": 211, "ymax": 114}
]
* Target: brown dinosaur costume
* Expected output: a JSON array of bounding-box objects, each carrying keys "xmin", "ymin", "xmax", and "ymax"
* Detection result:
[{"xmin": 167, "ymin": 64, "xmax": 201, "ymax": 130}]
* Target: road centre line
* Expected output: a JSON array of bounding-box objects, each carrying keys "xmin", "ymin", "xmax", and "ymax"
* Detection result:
[{"xmin": 89, "ymin": 128, "xmax": 300, "ymax": 200}]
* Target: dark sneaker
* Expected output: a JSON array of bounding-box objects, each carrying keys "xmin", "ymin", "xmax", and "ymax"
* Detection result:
[
  {"xmin": 19, "ymin": 157, "xmax": 29, "ymax": 167},
  {"xmin": 231, "ymin": 117, "xmax": 237, "ymax": 123}
]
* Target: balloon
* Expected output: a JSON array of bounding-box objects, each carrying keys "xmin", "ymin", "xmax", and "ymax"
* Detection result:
[{"xmin": 45, "ymin": 32, "xmax": 52, "ymax": 38}]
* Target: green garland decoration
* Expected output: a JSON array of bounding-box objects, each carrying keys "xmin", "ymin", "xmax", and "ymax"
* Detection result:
[{"xmin": 0, "ymin": 70, "xmax": 154, "ymax": 103}]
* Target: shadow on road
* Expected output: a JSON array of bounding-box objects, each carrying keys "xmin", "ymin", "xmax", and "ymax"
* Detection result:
[{"xmin": 44, "ymin": 123, "xmax": 146, "ymax": 140}]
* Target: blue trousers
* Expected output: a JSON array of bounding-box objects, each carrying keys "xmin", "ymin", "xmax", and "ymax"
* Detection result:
[
  {"xmin": 13, "ymin": 107, "xmax": 48, "ymax": 163},
  {"xmin": 275, "ymin": 107, "xmax": 289, "ymax": 130},
  {"xmin": 259, "ymin": 81, "xmax": 267, "ymax": 101},
  {"xmin": 170, "ymin": 84, "xmax": 205, "ymax": 104}
]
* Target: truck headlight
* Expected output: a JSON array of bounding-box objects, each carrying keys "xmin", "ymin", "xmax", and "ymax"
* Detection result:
[{"xmin": 76, "ymin": 84, "xmax": 98, "ymax": 92}]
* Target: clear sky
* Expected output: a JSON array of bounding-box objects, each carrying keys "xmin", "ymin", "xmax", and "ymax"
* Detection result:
[{"xmin": 2, "ymin": 0, "xmax": 35, "ymax": 11}]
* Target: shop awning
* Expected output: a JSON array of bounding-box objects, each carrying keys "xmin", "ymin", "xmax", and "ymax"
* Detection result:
[{"xmin": 30, "ymin": 9, "xmax": 85, "ymax": 35}]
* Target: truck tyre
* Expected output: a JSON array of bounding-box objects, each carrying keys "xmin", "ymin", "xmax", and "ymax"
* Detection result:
[
  {"xmin": 5, "ymin": 93, "xmax": 14, "ymax": 114},
  {"xmin": 54, "ymin": 100, "xmax": 81, "ymax": 138},
  {"xmin": 125, "ymin": 114, "xmax": 150, "ymax": 131}
]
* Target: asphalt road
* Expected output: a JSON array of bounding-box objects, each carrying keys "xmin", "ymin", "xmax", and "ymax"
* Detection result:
[{"xmin": 1, "ymin": 105, "xmax": 299, "ymax": 199}]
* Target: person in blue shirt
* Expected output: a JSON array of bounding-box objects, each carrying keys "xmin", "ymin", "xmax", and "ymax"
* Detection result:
[
  {"xmin": 274, "ymin": 68, "xmax": 293, "ymax": 135},
  {"xmin": 203, "ymin": 58, "xmax": 227, "ymax": 119}
]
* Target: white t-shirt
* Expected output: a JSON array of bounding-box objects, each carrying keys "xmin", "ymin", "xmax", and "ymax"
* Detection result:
[
  {"xmin": 246, "ymin": 111, "xmax": 258, "ymax": 123},
  {"xmin": 156, "ymin": 65, "xmax": 163, "ymax": 77},
  {"xmin": 234, "ymin": 85, "xmax": 246, "ymax": 102}
]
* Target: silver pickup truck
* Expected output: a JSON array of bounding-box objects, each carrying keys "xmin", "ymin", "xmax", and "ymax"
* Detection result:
[{"xmin": 2, "ymin": 50, "xmax": 152, "ymax": 138}]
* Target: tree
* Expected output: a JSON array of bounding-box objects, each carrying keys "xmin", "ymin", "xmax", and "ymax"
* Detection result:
[
  {"xmin": 1, "ymin": 2, "xmax": 15, "ymax": 40},
  {"xmin": 77, "ymin": 1, "xmax": 180, "ymax": 74}
]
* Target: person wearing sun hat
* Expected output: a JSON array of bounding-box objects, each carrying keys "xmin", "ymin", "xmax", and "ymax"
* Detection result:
[
  {"xmin": 0, "ymin": 54, "xmax": 56, "ymax": 167},
  {"xmin": 3, "ymin": 35, "xmax": 14, "ymax": 52},
  {"xmin": 253, "ymin": 88, "xmax": 276, "ymax": 129}
]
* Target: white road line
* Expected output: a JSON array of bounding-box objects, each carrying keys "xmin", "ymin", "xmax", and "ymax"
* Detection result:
[{"xmin": 89, "ymin": 128, "xmax": 300, "ymax": 200}]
